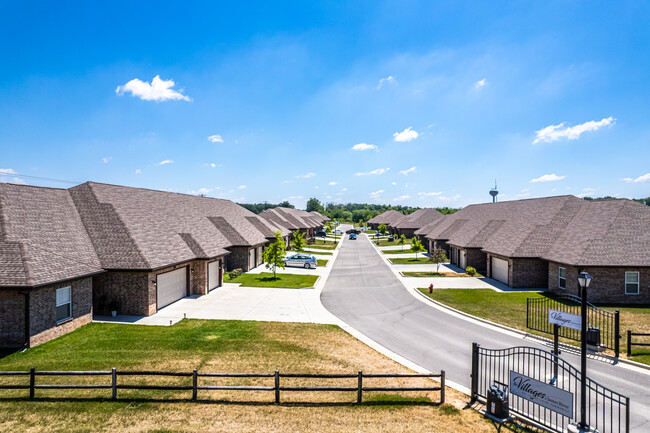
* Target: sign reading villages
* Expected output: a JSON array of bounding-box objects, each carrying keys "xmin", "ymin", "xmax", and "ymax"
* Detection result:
[
  {"xmin": 548, "ymin": 309, "xmax": 581, "ymax": 331},
  {"xmin": 509, "ymin": 371, "xmax": 574, "ymax": 418}
]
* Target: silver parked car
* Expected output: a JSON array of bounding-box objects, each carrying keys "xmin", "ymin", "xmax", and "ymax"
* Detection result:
[{"xmin": 284, "ymin": 254, "xmax": 318, "ymax": 269}]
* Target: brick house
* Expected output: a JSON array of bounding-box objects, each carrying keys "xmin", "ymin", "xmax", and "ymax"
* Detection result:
[
  {"xmin": 388, "ymin": 208, "xmax": 443, "ymax": 237},
  {"xmin": 416, "ymin": 195, "xmax": 650, "ymax": 303},
  {"xmin": 367, "ymin": 210, "xmax": 404, "ymax": 231},
  {"xmin": 260, "ymin": 207, "xmax": 320, "ymax": 239},
  {"xmin": 0, "ymin": 182, "xmax": 288, "ymax": 348}
]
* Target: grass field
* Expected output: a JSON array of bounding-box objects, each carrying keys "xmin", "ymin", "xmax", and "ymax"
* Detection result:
[
  {"xmin": 375, "ymin": 238, "xmax": 413, "ymax": 247},
  {"xmin": 419, "ymin": 289, "xmax": 650, "ymax": 365},
  {"xmin": 225, "ymin": 272, "xmax": 318, "ymax": 288},
  {"xmin": 294, "ymin": 249, "xmax": 333, "ymax": 255},
  {"xmin": 317, "ymin": 259, "xmax": 328, "ymax": 267},
  {"xmin": 381, "ymin": 248, "xmax": 416, "ymax": 254},
  {"xmin": 403, "ymin": 271, "xmax": 481, "ymax": 278},
  {"xmin": 0, "ymin": 320, "xmax": 492, "ymax": 433},
  {"xmin": 388, "ymin": 257, "xmax": 430, "ymax": 265}
]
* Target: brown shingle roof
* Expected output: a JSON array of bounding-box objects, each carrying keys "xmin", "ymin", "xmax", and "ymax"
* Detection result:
[
  {"xmin": 368, "ymin": 210, "xmax": 404, "ymax": 225},
  {"xmin": 390, "ymin": 208, "xmax": 444, "ymax": 230},
  {"xmin": 0, "ymin": 183, "xmax": 104, "ymax": 287}
]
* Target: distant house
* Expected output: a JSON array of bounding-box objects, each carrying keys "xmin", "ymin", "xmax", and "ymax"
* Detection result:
[
  {"xmin": 260, "ymin": 207, "xmax": 321, "ymax": 239},
  {"xmin": 0, "ymin": 182, "xmax": 288, "ymax": 348},
  {"xmin": 416, "ymin": 195, "xmax": 650, "ymax": 304},
  {"xmin": 367, "ymin": 210, "xmax": 404, "ymax": 231},
  {"xmin": 388, "ymin": 208, "xmax": 444, "ymax": 237}
]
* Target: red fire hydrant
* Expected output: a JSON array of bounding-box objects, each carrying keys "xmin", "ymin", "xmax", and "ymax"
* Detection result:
[{"xmin": 429, "ymin": 283, "xmax": 434, "ymax": 293}]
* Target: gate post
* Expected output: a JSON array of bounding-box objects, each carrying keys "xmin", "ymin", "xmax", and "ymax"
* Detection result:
[
  {"xmin": 274, "ymin": 370, "xmax": 280, "ymax": 404},
  {"xmin": 627, "ymin": 330, "xmax": 632, "ymax": 356},
  {"xmin": 614, "ymin": 310, "xmax": 620, "ymax": 358},
  {"xmin": 357, "ymin": 370, "xmax": 362, "ymax": 404},
  {"xmin": 553, "ymin": 324, "xmax": 560, "ymax": 379},
  {"xmin": 470, "ymin": 343, "xmax": 479, "ymax": 402}
]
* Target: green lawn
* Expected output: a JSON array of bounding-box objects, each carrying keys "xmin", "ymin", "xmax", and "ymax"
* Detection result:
[
  {"xmin": 388, "ymin": 257, "xmax": 430, "ymax": 265},
  {"xmin": 381, "ymin": 248, "xmax": 416, "ymax": 254},
  {"xmin": 0, "ymin": 320, "xmax": 491, "ymax": 432},
  {"xmin": 317, "ymin": 259, "xmax": 328, "ymax": 267},
  {"xmin": 293, "ymin": 249, "xmax": 333, "ymax": 255},
  {"xmin": 225, "ymin": 272, "xmax": 318, "ymax": 288},
  {"xmin": 419, "ymin": 289, "xmax": 650, "ymax": 365},
  {"xmin": 375, "ymin": 238, "xmax": 413, "ymax": 247}
]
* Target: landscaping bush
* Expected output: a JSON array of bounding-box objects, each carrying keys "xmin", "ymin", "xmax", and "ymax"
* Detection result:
[
  {"xmin": 465, "ymin": 266, "xmax": 477, "ymax": 276},
  {"xmin": 228, "ymin": 268, "xmax": 243, "ymax": 279}
]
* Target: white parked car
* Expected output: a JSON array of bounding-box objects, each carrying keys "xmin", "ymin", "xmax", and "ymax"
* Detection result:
[{"xmin": 284, "ymin": 254, "xmax": 318, "ymax": 269}]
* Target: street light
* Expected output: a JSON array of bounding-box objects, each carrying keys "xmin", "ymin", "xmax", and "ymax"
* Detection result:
[{"xmin": 570, "ymin": 271, "xmax": 594, "ymax": 433}]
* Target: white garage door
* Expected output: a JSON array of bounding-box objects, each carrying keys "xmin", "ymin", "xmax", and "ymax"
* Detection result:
[
  {"xmin": 459, "ymin": 250, "xmax": 466, "ymax": 270},
  {"xmin": 492, "ymin": 257, "xmax": 509, "ymax": 285},
  {"xmin": 249, "ymin": 249, "xmax": 256, "ymax": 270},
  {"xmin": 157, "ymin": 267, "xmax": 187, "ymax": 309},
  {"xmin": 257, "ymin": 246, "xmax": 263, "ymax": 266},
  {"xmin": 208, "ymin": 261, "xmax": 220, "ymax": 291}
]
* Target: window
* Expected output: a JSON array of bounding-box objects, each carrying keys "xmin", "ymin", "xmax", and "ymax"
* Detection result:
[
  {"xmin": 55, "ymin": 286, "xmax": 72, "ymax": 322},
  {"xmin": 558, "ymin": 267, "xmax": 566, "ymax": 289},
  {"xmin": 625, "ymin": 272, "xmax": 640, "ymax": 295}
]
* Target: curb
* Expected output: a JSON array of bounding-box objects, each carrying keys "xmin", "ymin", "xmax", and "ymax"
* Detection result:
[{"xmin": 413, "ymin": 288, "xmax": 650, "ymax": 373}]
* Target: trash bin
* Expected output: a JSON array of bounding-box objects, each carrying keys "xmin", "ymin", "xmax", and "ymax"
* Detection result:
[
  {"xmin": 586, "ymin": 327, "xmax": 601, "ymax": 346},
  {"xmin": 487, "ymin": 383, "xmax": 509, "ymax": 418}
]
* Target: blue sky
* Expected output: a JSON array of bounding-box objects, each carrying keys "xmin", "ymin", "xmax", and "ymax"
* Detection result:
[{"xmin": 1, "ymin": 1, "xmax": 649, "ymax": 208}]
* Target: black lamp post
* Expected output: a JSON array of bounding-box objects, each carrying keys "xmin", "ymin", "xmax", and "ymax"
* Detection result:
[{"xmin": 575, "ymin": 271, "xmax": 593, "ymax": 432}]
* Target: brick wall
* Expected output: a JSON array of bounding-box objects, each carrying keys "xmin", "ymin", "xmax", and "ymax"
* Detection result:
[
  {"xmin": 93, "ymin": 271, "xmax": 151, "ymax": 316},
  {"xmin": 548, "ymin": 262, "xmax": 650, "ymax": 304},
  {"xmin": 464, "ymin": 248, "xmax": 487, "ymax": 274},
  {"xmin": 226, "ymin": 246, "xmax": 253, "ymax": 272},
  {"xmin": 0, "ymin": 290, "xmax": 25, "ymax": 347},
  {"xmin": 29, "ymin": 277, "xmax": 93, "ymax": 347},
  {"xmin": 511, "ymin": 258, "xmax": 548, "ymax": 289},
  {"xmin": 398, "ymin": 228, "xmax": 418, "ymax": 238},
  {"xmin": 433, "ymin": 240, "xmax": 450, "ymax": 256}
]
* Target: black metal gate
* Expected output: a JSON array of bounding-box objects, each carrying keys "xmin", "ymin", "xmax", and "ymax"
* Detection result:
[
  {"xmin": 471, "ymin": 343, "xmax": 630, "ymax": 433},
  {"xmin": 527, "ymin": 294, "xmax": 620, "ymax": 357}
]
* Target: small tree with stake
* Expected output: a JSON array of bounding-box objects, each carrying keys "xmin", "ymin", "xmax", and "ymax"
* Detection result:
[
  {"xmin": 410, "ymin": 238, "xmax": 426, "ymax": 259},
  {"xmin": 263, "ymin": 231, "xmax": 287, "ymax": 279},
  {"xmin": 397, "ymin": 234, "xmax": 407, "ymax": 251},
  {"xmin": 428, "ymin": 248, "xmax": 448, "ymax": 274},
  {"xmin": 292, "ymin": 230, "xmax": 305, "ymax": 252},
  {"xmin": 378, "ymin": 224, "xmax": 388, "ymax": 236}
]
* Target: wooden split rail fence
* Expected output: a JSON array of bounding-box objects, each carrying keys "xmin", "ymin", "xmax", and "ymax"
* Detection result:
[
  {"xmin": 627, "ymin": 330, "xmax": 650, "ymax": 356},
  {"xmin": 0, "ymin": 369, "xmax": 445, "ymax": 404}
]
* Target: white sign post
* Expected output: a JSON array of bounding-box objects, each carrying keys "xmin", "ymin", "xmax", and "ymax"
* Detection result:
[
  {"xmin": 509, "ymin": 371, "xmax": 574, "ymax": 418},
  {"xmin": 548, "ymin": 309, "xmax": 581, "ymax": 331}
]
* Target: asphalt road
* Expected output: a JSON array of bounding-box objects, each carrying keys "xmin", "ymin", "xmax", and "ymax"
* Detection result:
[{"xmin": 321, "ymin": 231, "xmax": 649, "ymax": 432}]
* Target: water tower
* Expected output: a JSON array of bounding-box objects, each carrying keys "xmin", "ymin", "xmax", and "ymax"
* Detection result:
[{"xmin": 489, "ymin": 180, "xmax": 498, "ymax": 203}]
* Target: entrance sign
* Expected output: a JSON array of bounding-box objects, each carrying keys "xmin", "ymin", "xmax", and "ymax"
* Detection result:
[
  {"xmin": 509, "ymin": 371, "xmax": 574, "ymax": 418},
  {"xmin": 548, "ymin": 309, "xmax": 581, "ymax": 331}
]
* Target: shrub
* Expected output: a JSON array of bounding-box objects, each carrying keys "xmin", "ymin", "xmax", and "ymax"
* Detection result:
[
  {"xmin": 228, "ymin": 268, "xmax": 243, "ymax": 279},
  {"xmin": 465, "ymin": 266, "xmax": 477, "ymax": 276}
]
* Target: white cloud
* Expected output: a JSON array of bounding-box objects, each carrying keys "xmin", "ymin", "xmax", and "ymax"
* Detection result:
[
  {"xmin": 533, "ymin": 117, "xmax": 615, "ymax": 144},
  {"xmin": 116, "ymin": 75, "xmax": 191, "ymax": 102},
  {"xmin": 0, "ymin": 168, "xmax": 26, "ymax": 184},
  {"xmin": 437, "ymin": 194, "xmax": 461, "ymax": 202},
  {"xmin": 135, "ymin": 169, "xmax": 142, "ymax": 175},
  {"xmin": 622, "ymin": 173, "xmax": 650, "ymax": 183},
  {"xmin": 391, "ymin": 182, "xmax": 397, "ymax": 186},
  {"xmin": 102, "ymin": 157, "xmax": 112, "ymax": 163},
  {"xmin": 577, "ymin": 187, "xmax": 596, "ymax": 198},
  {"xmin": 475, "ymin": 78, "xmax": 487, "ymax": 89},
  {"xmin": 314, "ymin": 186, "xmax": 319, "ymax": 189},
  {"xmin": 351, "ymin": 143, "xmax": 378, "ymax": 151},
  {"xmin": 205, "ymin": 163, "xmax": 217, "ymax": 168},
  {"xmin": 355, "ymin": 168, "xmax": 389, "ymax": 176},
  {"xmin": 377, "ymin": 75, "xmax": 396, "ymax": 89},
  {"xmin": 393, "ymin": 126, "xmax": 419, "ymax": 142},
  {"xmin": 400, "ymin": 166, "xmax": 417, "ymax": 176},
  {"xmin": 208, "ymin": 135, "xmax": 224, "ymax": 143},
  {"xmin": 341, "ymin": 187, "xmax": 347, "ymax": 192},
  {"xmin": 393, "ymin": 195, "xmax": 410, "ymax": 202},
  {"xmin": 418, "ymin": 192, "xmax": 442, "ymax": 197},
  {"xmin": 530, "ymin": 174, "xmax": 566, "ymax": 183},
  {"xmin": 328, "ymin": 181, "xmax": 337, "ymax": 186},
  {"xmin": 190, "ymin": 187, "xmax": 212, "ymax": 196},
  {"xmin": 296, "ymin": 172, "xmax": 316, "ymax": 179},
  {"xmin": 369, "ymin": 190, "xmax": 384, "ymax": 199},
  {"xmin": 158, "ymin": 160, "xmax": 173, "ymax": 165},
  {"xmin": 284, "ymin": 195, "xmax": 303, "ymax": 200},
  {"xmin": 238, "ymin": 185, "xmax": 246, "ymax": 190}
]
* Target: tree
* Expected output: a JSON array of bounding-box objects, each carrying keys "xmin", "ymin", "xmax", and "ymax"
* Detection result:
[
  {"xmin": 262, "ymin": 231, "xmax": 287, "ymax": 279},
  {"xmin": 306, "ymin": 198, "xmax": 324, "ymax": 212},
  {"xmin": 397, "ymin": 234, "xmax": 407, "ymax": 251},
  {"xmin": 278, "ymin": 201, "xmax": 295, "ymax": 209},
  {"xmin": 292, "ymin": 230, "xmax": 305, "ymax": 252},
  {"xmin": 378, "ymin": 224, "xmax": 388, "ymax": 235},
  {"xmin": 428, "ymin": 249, "xmax": 448, "ymax": 274},
  {"xmin": 410, "ymin": 238, "xmax": 426, "ymax": 258}
]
